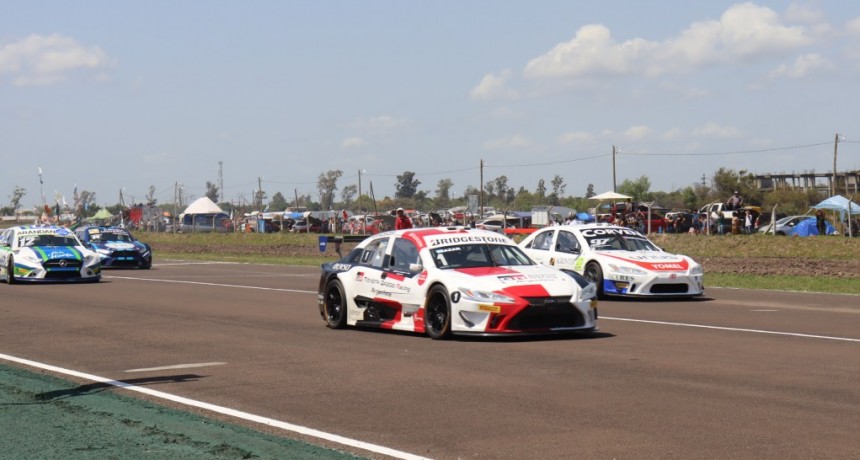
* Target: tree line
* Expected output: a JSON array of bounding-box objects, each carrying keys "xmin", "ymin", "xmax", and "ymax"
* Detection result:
[{"xmin": 2, "ymin": 167, "xmax": 834, "ymax": 219}]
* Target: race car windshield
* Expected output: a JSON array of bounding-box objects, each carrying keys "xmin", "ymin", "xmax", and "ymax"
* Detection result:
[
  {"xmin": 431, "ymin": 244, "xmax": 534, "ymax": 269},
  {"xmin": 585, "ymin": 235, "xmax": 658, "ymax": 251},
  {"xmin": 97, "ymin": 232, "xmax": 132, "ymax": 242},
  {"xmin": 19, "ymin": 234, "xmax": 79, "ymax": 247}
]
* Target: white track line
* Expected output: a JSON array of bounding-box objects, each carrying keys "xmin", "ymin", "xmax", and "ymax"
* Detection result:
[
  {"xmin": 125, "ymin": 362, "xmax": 227, "ymax": 373},
  {"xmin": 601, "ymin": 316, "xmax": 860, "ymax": 343},
  {"xmin": 105, "ymin": 275, "xmax": 316, "ymax": 294},
  {"xmin": 0, "ymin": 353, "xmax": 431, "ymax": 460}
]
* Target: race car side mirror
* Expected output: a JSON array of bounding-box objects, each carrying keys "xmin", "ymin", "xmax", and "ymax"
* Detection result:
[{"xmin": 408, "ymin": 263, "xmax": 423, "ymax": 273}]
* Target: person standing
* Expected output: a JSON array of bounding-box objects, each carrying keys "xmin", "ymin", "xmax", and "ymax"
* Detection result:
[
  {"xmin": 815, "ymin": 209, "xmax": 826, "ymax": 235},
  {"xmin": 394, "ymin": 207, "xmax": 413, "ymax": 230},
  {"xmin": 744, "ymin": 211, "xmax": 753, "ymax": 234}
]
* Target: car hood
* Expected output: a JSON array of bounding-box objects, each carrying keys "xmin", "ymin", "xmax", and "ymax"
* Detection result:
[
  {"xmin": 595, "ymin": 250, "xmax": 695, "ymax": 272},
  {"xmin": 19, "ymin": 245, "xmax": 87, "ymax": 261},
  {"xmin": 91, "ymin": 241, "xmax": 145, "ymax": 251},
  {"xmin": 442, "ymin": 264, "xmax": 577, "ymax": 298}
]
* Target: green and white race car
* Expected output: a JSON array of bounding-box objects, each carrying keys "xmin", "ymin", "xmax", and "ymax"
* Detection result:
[{"xmin": 0, "ymin": 225, "xmax": 102, "ymax": 283}]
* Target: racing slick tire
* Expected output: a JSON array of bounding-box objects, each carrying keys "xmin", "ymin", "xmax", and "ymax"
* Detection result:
[
  {"xmin": 6, "ymin": 257, "xmax": 14, "ymax": 285},
  {"xmin": 584, "ymin": 262, "xmax": 604, "ymax": 299},
  {"xmin": 425, "ymin": 285, "xmax": 452, "ymax": 340},
  {"xmin": 323, "ymin": 279, "xmax": 348, "ymax": 329}
]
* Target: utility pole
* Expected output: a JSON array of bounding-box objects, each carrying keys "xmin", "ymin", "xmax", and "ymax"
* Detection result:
[
  {"xmin": 479, "ymin": 159, "xmax": 484, "ymax": 218},
  {"xmin": 358, "ymin": 169, "xmax": 363, "ymax": 234},
  {"xmin": 832, "ymin": 132, "xmax": 840, "ymax": 197},
  {"xmin": 257, "ymin": 176, "xmax": 263, "ymax": 211},
  {"xmin": 218, "ymin": 161, "xmax": 224, "ymax": 204},
  {"xmin": 612, "ymin": 145, "xmax": 617, "ymax": 192}
]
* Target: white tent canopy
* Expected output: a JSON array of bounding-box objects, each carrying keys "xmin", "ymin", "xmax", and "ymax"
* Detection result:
[
  {"xmin": 589, "ymin": 191, "xmax": 632, "ymax": 201},
  {"xmin": 181, "ymin": 196, "xmax": 225, "ymax": 216}
]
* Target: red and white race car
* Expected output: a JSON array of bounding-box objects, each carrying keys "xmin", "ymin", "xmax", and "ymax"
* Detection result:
[
  {"xmin": 317, "ymin": 227, "xmax": 598, "ymax": 339},
  {"xmin": 519, "ymin": 223, "xmax": 704, "ymax": 299}
]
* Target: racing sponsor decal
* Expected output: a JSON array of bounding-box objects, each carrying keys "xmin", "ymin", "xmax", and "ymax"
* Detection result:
[
  {"xmin": 32, "ymin": 246, "xmax": 82, "ymax": 262},
  {"xmin": 580, "ymin": 227, "xmax": 640, "ymax": 238},
  {"xmin": 426, "ymin": 234, "xmax": 511, "ymax": 247},
  {"xmin": 417, "ymin": 270, "xmax": 428, "ymax": 286},
  {"xmin": 601, "ymin": 253, "xmax": 689, "ymax": 271},
  {"xmin": 332, "ymin": 263, "xmax": 352, "ymax": 271},
  {"xmin": 497, "ymin": 272, "xmax": 560, "ymax": 284},
  {"xmin": 479, "ymin": 304, "xmax": 501, "ymax": 313},
  {"xmin": 104, "ymin": 242, "xmax": 135, "ymax": 250},
  {"xmin": 359, "ymin": 273, "xmax": 413, "ymax": 294}
]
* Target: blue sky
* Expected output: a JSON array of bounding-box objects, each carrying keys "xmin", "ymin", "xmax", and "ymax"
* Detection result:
[{"xmin": 2, "ymin": 1, "xmax": 860, "ymax": 209}]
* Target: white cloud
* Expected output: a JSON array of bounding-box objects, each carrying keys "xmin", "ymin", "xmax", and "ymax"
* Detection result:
[
  {"xmin": 341, "ymin": 137, "xmax": 366, "ymax": 149},
  {"xmin": 0, "ymin": 34, "xmax": 109, "ymax": 86},
  {"xmin": 470, "ymin": 69, "xmax": 519, "ymax": 101},
  {"xmin": 661, "ymin": 128, "xmax": 683, "ymax": 140},
  {"xmin": 692, "ymin": 122, "xmax": 743, "ymax": 138},
  {"xmin": 768, "ymin": 53, "xmax": 833, "ymax": 79},
  {"xmin": 558, "ymin": 131, "xmax": 595, "ymax": 144},
  {"xmin": 623, "ymin": 125, "xmax": 651, "ymax": 140},
  {"xmin": 524, "ymin": 3, "xmax": 812, "ymax": 81},
  {"xmin": 347, "ymin": 115, "xmax": 409, "ymax": 131},
  {"xmin": 482, "ymin": 134, "xmax": 533, "ymax": 150}
]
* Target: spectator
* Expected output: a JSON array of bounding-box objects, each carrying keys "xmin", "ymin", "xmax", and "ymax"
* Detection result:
[
  {"xmin": 744, "ymin": 211, "xmax": 753, "ymax": 234},
  {"xmin": 815, "ymin": 209, "xmax": 826, "ymax": 235},
  {"xmin": 731, "ymin": 211, "xmax": 740, "ymax": 235},
  {"xmin": 394, "ymin": 207, "xmax": 413, "ymax": 230},
  {"xmin": 725, "ymin": 191, "xmax": 743, "ymax": 210}
]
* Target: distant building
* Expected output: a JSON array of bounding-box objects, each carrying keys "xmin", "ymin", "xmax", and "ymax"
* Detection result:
[{"xmin": 755, "ymin": 169, "xmax": 860, "ymax": 196}]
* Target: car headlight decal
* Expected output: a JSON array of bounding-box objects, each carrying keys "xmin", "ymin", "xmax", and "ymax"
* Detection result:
[
  {"xmin": 458, "ymin": 288, "xmax": 516, "ymax": 304},
  {"xmin": 690, "ymin": 264, "xmax": 704, "ymax": 275},
  {"xmin": 607, "ymin": 264, "xmax": 648, "ymax": 276}
]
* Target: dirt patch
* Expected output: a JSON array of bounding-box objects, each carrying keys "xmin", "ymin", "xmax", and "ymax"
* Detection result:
[{"xmin": 700, "ymin": 257, "xmax": 860, "ymax": 278}]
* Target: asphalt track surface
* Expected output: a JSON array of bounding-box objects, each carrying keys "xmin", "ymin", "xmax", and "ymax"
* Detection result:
[{"xmin": 2, "ymin": 260, "xmax": 860, "ymax": 459}]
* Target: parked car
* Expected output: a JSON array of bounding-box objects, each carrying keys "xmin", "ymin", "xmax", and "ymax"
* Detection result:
[{"xmin": 757, "ymin": 215, "xmax": 810, "ymax": 235}]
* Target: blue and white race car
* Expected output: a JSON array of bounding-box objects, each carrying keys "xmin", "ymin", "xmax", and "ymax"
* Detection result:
[
  {"xmin": 0, "ymin": 225, "xmax": 102, "ymax": 283},
  {"xmin": 75, "ymin": 226, "xmax": 152, "ymax": 269}
]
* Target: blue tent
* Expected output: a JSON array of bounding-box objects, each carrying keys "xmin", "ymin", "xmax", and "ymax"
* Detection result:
[
  {"xmin": 576, "ymin": 212, "xmax": 595, "ymax": 222},
  {"xmin": 791, "ymin": 217, "xmax": 835, "ymax": 237}
]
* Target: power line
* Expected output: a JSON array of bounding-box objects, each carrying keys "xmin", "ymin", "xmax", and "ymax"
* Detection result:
[{"xmin": 621, "ymin": 142, "xmax": 832, "ymax": 156}]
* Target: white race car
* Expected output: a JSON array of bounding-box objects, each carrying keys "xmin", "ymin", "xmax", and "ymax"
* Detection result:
[
  {"xmin": 519, "ymin": 223, "xmax": 703, "ymax": 298},
  {"xmin": 0, "ymin": 225, "xmax": 102, "ymax": 283},
  {"xmin": 318, "ymin": 227, "xmax": 598, "ymax": 339}
]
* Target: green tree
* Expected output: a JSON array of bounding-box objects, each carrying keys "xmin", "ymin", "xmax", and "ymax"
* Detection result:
[
  {"xmin": 205, "ymin": 181, "xmax": 219, "ymax": 202},
  {"xmin": 9, "ymin": 186, "xmax": 26, "ymax": 212},
  {"xmin": 269, "ymin": 192, "xmax": 288, "ymax": 211},
  {"xmin": 493, "ymin": 176, "xmax": 509, "ymax": 201},
  {"xmin": 585, "ymin": 183, "xmax": 595, "ymax": 198},
  {"xmin": 434, "ymin": 178, "xmax": 453, "ymax": 208},
  {"xmin": 340, "ymin": 184, "xmax": 357, "ymax": 207},
  {"xmin": 710, "ymin": 168, "xmax": 760, "ymax": 205},
  {"xmin": 395, "ymin": 171, "xmax": 420, "ymax": 199},
  {"xmin": 317, "ymin": 169, "xmax": 343, "ymax": 210},
  {"xmin": 550, "ymin": 175, "xmax": 566, "ymax": 198},
  {"xmin": 79, "ymin": 191, "xmax": 96, "ymax": 215},
  {"xmin": 536, "ymin": 179, "xmax": 546, "ymax": 201},
  {"xmin": 618, "ymin": 175, "xmax": 652, "ymax": 202},
  {"xmin": 146, "ymin": 185, "xmax": 157, "ymax": 205}
]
